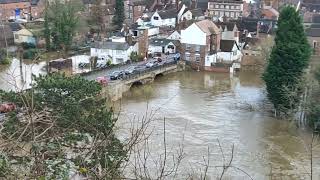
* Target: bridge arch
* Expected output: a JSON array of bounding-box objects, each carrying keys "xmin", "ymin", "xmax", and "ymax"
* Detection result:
[
  {"xmin": 154, "ymin": 73, "xmax": 164, "ymax": 79},
  {"xmin": 130, "ymin": 81, "xmax": 143, "ymax": 89}
]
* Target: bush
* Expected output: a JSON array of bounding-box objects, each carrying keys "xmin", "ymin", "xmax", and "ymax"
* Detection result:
[
  {"xmin": 0, "ymin": 57, "xmax": 11, "ymax": 65},
  {"xmin": 23, "ymin": 49, "xmax": 38, "ymax": 59},
  {"xmin": 21, "ymin": 42, "xmax": 36, "ymax": 49},
  {"xmin": 130, "ymin": 52, "xmax": 144, "ymax": 62}
]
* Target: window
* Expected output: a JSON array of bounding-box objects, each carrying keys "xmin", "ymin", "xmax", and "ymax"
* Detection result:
[
  {"xmin": 210, "ymin": 4, "xmax": 214, "ymax": 9},
  {"xmin": 186, "ymin": 44, "xmax": 191, "ymax": 51},
  {"xmin": 225, "ymin": 12, "xmax": 230, "ymax": 17},
  {"xmin": 230, "ymin": 12, "xmax": 234, "ymax": 18},
  {"xmin": 220, "ymin": 5, "xmax": 224, "ymax": 8},
  {"xmin": 236, "ymin": 5, "xmax": 240, "ymax": 9},
  {"xmin": 116, "ymin": 50, "xmax": 123, "ymax": 55},
  {"xmin": 116, "ymin": 58, "xmax": 124, "ymax": 63},
  {"xmin": 137, "ymin": 5, "xmax": 141, "ymax": 11},
  {"xmin": 185, "ymin": 53, "xmax": 190, "ymax": 61},
  {"xmin": 231, "ymin": 5, "xmax": 234, "ymax": 9},
  {"xmin": 14, "ymin": 34, "xmax": 19, "ymax": 39},
  {"xmin": 226, "ymin": 5, "xmax": 229, "ymax": 9},
  {"xmin": 233, "ymin": 51, "xmax": 237, "ymax": 56},
  {"xmin": 195, "ymin": 45, "xmax": 200, "ymax": 52},
  {"xmin": 153, "ymin": 16, "xmax": 159, "ymax": 20},
  {"xmin": 313, "ymin": 41, "xmax": 317, "ymax": 49},
  {"xmin": 195, "ymin": 54, "xmax": 200, "ymax": 63},
  {"xmin": 215, "ymin": 4, "xmax": 219, "ymax": 8},
  {"xmin": 214, "ymin": 11, "xmax": 219, "ymax": 16}
]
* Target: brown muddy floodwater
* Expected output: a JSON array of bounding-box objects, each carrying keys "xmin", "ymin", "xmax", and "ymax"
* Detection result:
[{"xmin": 115, "ymin": 71, "xmax": 320, "ymax": 179}]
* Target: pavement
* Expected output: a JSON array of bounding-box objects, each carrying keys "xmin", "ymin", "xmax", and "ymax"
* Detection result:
[{"xmin": 83, "ymin": 54, "xmax": 176, "ymax": 81}]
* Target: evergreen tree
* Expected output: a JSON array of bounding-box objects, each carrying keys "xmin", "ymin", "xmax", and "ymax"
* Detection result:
[
  {"xmin": 113, "ymin": 0, "xmax": 125, "ymax": 30},
  {"xmin": 263, "ymin": 6, "xmax": 311, "ymax": 114}
]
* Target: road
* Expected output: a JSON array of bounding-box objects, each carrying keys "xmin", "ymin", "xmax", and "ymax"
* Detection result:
[{"xmin": 83, "ymin": 54, "xmax": 176, "ymax": 81}]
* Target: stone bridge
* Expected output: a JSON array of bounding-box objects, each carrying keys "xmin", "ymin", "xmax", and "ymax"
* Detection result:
[{"xmin": 101, "ymin": 61, "xmax": 181, "ymax": 101}]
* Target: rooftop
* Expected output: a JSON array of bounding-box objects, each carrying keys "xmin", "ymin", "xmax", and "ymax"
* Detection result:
[
  {"xmin": 149, "ymin": 38, "xmax": 178, "ymax": 46},
  {"xmin": 93, "ymin": 41, "xmax": 131, "ymax": 50},
  {"xmin": 157, "ymin": 8, "xmax": 178, "ymax": 19},
  {"xmin": 306, "ymin": 27, "xmax": 320, "ymax": 37},
  {"xmin": 195, "ymin": 19, "xmax": 220, "ymax": 35}
]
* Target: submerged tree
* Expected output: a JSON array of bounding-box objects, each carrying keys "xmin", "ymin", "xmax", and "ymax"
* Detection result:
[
  {"xmin": 263, "ymin": 6, "xmax": 311, "ymax": 115},
  {"xmin": 113, "ymin": 0, "xmax": 125, "ymax": 30}
]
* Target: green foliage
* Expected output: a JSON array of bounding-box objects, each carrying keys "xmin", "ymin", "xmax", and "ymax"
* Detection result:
[
  {"xmin": 21, "ymin": 42, "xmax": 36, "ymax": 49},
  {"xmin": 113, "ymin": 0, "xmax": 125, "ymax": 30},
  {"xmin": 0, "ymin": 57, "xmax": 11, "ymax": 65},
  {"xmin": 0, "ymin": 74, "xmax": 127, "ymax": 178},
  {"xmin": 0, "ymin": 49, "xmax": 11, "ymax": 65},
  {"xmin": 45, "ymin": 0, "xmax": 82, "ymax": 52},
  {"xmin": 0, "ymin": 154, "xmax": 10, "ymax": 177},
  {"xmin": 23, "ymin": 49, "xmax": 38, "ymax": 59},
  {"xmin": 263, "ymin": 6, "xmax": 311, "ymax": 114}
]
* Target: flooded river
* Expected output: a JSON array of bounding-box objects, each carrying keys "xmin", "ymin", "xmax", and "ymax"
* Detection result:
[
  {"xmin": 1, "ymin": 59, "xmax": 319, "ymax": 179},
  {"xmin": 116, "ymin": 71, "xmax": 320, "ymax": 179}
]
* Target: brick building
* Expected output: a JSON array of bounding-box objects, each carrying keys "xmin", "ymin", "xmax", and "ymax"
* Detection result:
[
  {"xmin": 207, "ymin": 0, "xmax": 244, "ymax": 19},
  {"xmin": 181, "ymin": 19, "xmax": 221, "ymax": 69},
  {"xmin": 128, "ymin": 1, "xmax": 147, "ymax": 23},
  {"xmin": 0, "ymin": 0, "xmax": 44, "ymax": 21}
]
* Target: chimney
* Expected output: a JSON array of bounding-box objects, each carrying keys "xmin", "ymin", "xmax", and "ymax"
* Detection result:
[{"xmin": 256, "ymin": 21, "xmax": 260, "ymax": 38}]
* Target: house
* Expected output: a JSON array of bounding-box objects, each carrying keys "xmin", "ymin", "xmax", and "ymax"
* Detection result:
[
  {"xmin": 261, "ymin": 6, "xmax": 279, "ymax": 20},
  {"xmin": 167, "ymin": 30, "xmax": 181, "ymax": 41},
  {"xmin": 181, "ymin": 19, "xmax": 221, "ymax": 69},
  {"xmin": 217, "ymin": 40, "xmax": 242, "ymax": 62},
  {"xmin": 216, "ymin": 22, "xmax": 240, "ymax": 42},
  {"xmin": 207, "ymin": 0, "xmax": 244, "ymax": 20},
  {"xmin": 150, "ymin": 9, "xmax": 177, "ymax": 27},
  {"xmin": 13, "ymin": 28, "xmax": 36, "ymax": 45},
  {"xmin": 306, "ymin": 24, "xmax": 320, "ymax": 55},
  {"xmin": 90, "ymin": 41, "xmax": 138, "ymax": 64},
  {"xmin": 128, "ymin": 1, "xmax": 147, "ymax": 22},
  {"xmin": 148, "ymin": 38, "xmax": 178, "ymax": 55},
  {"xmin": 131, "ymin": 24, "xmax": 160, "ymax": 37},
  {"xmin": 0, "ymin": 0, "xmax": 43, "ymax": 21}
]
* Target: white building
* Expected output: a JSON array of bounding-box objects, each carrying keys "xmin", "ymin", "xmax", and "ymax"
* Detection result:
[
  {"xmin": 167, "ymin": 31, "xmax": 181, "ymax": 41},
  {"xmin": 13, "ymin": 28, "xmax": 36, "ymax": 45},
  {"xmin": 150, "ymin": 9, "xmax": 177, "ymax": 27},
  {"xmin": 91, "ymin": 41, "xmax": 138, "ymax": 64},
  {"xmin": 149, "ymin": 38, "xmax": 178, "ymax": 55},
  {"xmin": 217, "ymin": 40, "xmax": 242, "ymax": 62}
]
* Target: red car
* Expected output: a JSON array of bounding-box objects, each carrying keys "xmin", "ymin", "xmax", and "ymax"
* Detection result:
[
  {"xmin": 0, "ymin": 103, "xmax": 16, "ymax": 113},
  {"xmin": 96, "ymin": 76, "xmax": 108, "ymax": 86}
]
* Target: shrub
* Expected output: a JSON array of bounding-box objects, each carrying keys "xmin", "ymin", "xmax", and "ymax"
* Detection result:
[
  {"xmin": 23, "ymin": 49, "xmax": 38, "ymax": 59},
  {"xmin": 21, "ymin": 42, "xmax": 36, "ymax": 49}
]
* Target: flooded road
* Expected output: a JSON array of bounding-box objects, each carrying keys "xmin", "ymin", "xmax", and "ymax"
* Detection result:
[
  {"xmin": 116, "ymin": 71, "xmax": 320, "ymax": 179},
  {"xmin": 0, "ymin": 55, "xmax": 90, "ymax": 91}
]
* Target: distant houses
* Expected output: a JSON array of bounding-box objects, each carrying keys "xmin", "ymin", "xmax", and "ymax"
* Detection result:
[{"xmin": 90, "ymin": 40, "xmax": 138, "ymax": 64}]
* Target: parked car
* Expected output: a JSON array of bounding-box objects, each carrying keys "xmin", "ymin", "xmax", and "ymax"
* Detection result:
[
  {"xmin": 154, "ymin": 57, "xmax": 162, "ymax": 62},
  {"xmin": 174, "ymin": 53, "xmax": 180, "ymax": 61},
  {"xmin": 96, "ymin": 76, "xmax": 108, "ymax": 86},
  {"xmin": 78, "ymin": 62, "xmax": 90, "ymax": 68},
  {"xmin": 96, "ymin": 61, "xmax": 108, "ymax": 69},
  {"xmin": 145, "ymin": 62, "xmax": 155, "ymax": 68},
  {"xmin": 124, "ymin": 66, "xmax": 136, "ymax": 75},
  {"xmin": 132, "ymin": 66, "xmax": 145, "ymax": 73},
  {"xmin": 110, "ymin": 71, "xmax": 125, "ymax": 80},
  {"xmin": 0, "ymin": 103, "xmax": 16, "ymax": 113}
]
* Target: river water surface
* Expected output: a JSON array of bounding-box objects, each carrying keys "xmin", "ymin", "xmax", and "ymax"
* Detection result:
[
  {"xmin": 116, "ymin": 71, "xmax": 320, "ymax": 179},
  {"xmin": 1, "ymin": 61, "xmax": 319, "ymax": 179}
]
